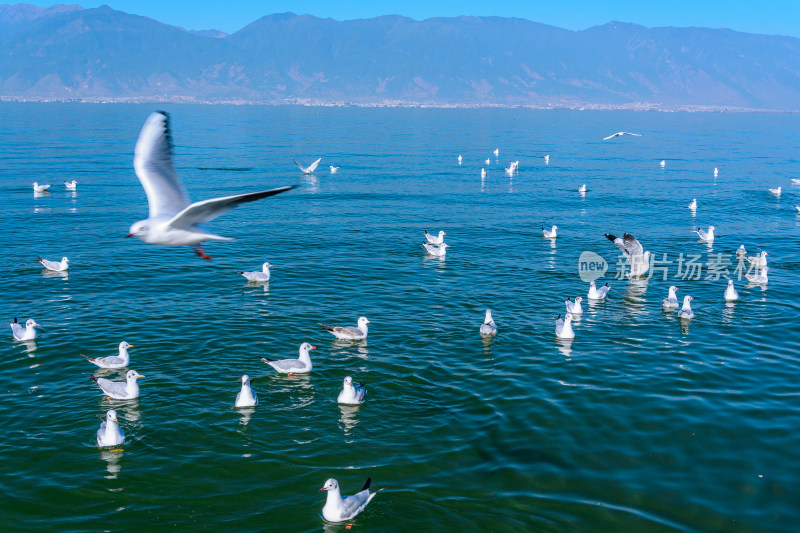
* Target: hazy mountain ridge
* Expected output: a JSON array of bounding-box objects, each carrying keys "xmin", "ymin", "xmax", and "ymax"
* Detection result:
[{"xmin": 1, "ymin": 4, "xmax": 799, "ymax": 109}]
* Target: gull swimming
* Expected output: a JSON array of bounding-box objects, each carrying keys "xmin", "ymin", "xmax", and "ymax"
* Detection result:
[
  {"xmin": 83, "ymin": 341, "xmax": 133, "ymax": 369},
  {"xmin": 745, "ymin": 266, "xmax": 769, "ymax": 284},
  {"xmin": 38, "ymin": 256, "xmax": 69, "ymax": 271},
  {"xmin": 602, "ymin": 132, "xmax": 641, "ymax": 140},
  {"xmin": 457, "ymin": 154, "xmax": 463, "ymax": 164},
  {"xmin": 260, "ymin": 342, "xmax": 316, "ymax": 374},
  {"xmin": 578, "ymin": 184, "xmax": 587, "ymax": 193},
  {"xmin": 424, "ymin": 230, "xmax": 446, "ymax": 245},
  {"xmin": 329, "ymin": 166, "xmax": 339, "ymax": 174},
  {"xmin": 65, "ymin": 180, "xmax": 77, "ymax": 190},
  {"xmin": 724, "ymin": 280, "xmax": 739, "ymax": 301},
  {"xmin": 714, "ymin": 168, "xmax": 719, "ymax": 177},
  {"xmin": 792, "ymin": 178, "xmax": 800, "ymax": 184},
  {"xmin": 746, "ymin": 251, "xmax": 768, "ymax": 268},
  {"xmin": 605, "ymin": 233, "xmax": 650, "ymax": 277},
  {"xmin": 485, "ymin": 157, "xmax": 491, "ymax": 165},
  {"xmin": 554, "ymin": 313, "xmax": 576, "ymax": 339},
  {"xmin": 565, "ymin": 296, "xmax": 583, "ymax": 314},
  {"xmin": 320, "ymin": 477, "xmax": 379, "ymax": 523},
  {"xmin": 235, "ymin": 375, "xmax": 258, "ymax": 407},
  {"xmin": 795, "ymin": 205, "xmax": 800, "ymax": 213},
  {"xmin": 677, "ymin": 295, "xmax": 695, "ymax": 320},
  {"xmin": 687, "ymin": 198, "xmax": 697, "ymax": 210},
  {"xmin": 239, "ymin": 262, "xmax": 272, "ymax": 282},
  {"xmin": 10, "ymin": 318, "xmax": 39, "ymax": 341},
  {"xmin": 588, "ymin": 281, "xmax": 610, "ymax": 300},
  {"xmin": 96, "ymin": 409, "xmax": 125, "ymax": 448},
  {"xmin": 695, "ymin": 225, "xmax": 716, "ymax": 243},
  {"xmin": 660, "ymin": 160, "xmax": 666, "ymax": 168},
  {"xmin": 126, "ymin": 111, "xmax": 294, "ymax": 260},
  {"xmin": 294, "ymin": 158, "xmax": 321, "ymax": 175},
  {"xmin": 92, "ymin": 369, "xmax": 144, "ymax": 400},
  {"xmin": 423, "ymin": 242, "xmax": 449, "ymax": 256},
  {"xmin": 493, "ymin": 148, "xmax": 499, "ymax": 157},
  {"xmin": 769, "ymin": 186, "xmax": 782, "ymax": 196},
  {"xmin": 542, "ymin": 225, "xmax": 558, "ymax": 239},
  {"xmin": 736, "ymin": 245, "xmax": 747, "ymax": 257},
  {"xmin": 338, "ymin": 376, "xmax": 366, "ymax": 405},
  {"xmin": 32, "ymin": 182, "xmax": 51, "ymax": 193},
  {"xmin": 480, "ymin": 168, "xmax": 486, "ymax": 178},
  {"xmin": 544, "ymin": 154, "xmax": 550, "ymax": 164},
  {"xmin": 319, "ymin": 317, "xmax": 370, "ymax": 340},
  {"xmin": 480, "ymin": 309, "xmax": 498, "ymax": 338},
  {"xmin": 661, "ymin": 286, "xmax": 680, "ymax": 309}
]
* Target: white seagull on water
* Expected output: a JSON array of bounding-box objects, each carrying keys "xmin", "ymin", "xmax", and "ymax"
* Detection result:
[
  {"xmin": 65, "ymin": 180, "xmax": 77, "ymax": 190},
  {"xmin": 605, "ymin": 232, "xmax": 650, "ymax": 277},
  {"xmin": 329, "ymin": 165, "xmax": 339, "ymax": 174},
  {"xmin": 238, "ymin": 262, "xmax": 272, "ymax": 282},
  {"xmin": 480, "ymin": 309, "xmax": 498, "ymax": 338},
  {"xmin": 602, "ymin": 132, "xmax": 641, "ymax": 140},
  {"xmin": 423, "ymin": 242, "xmax": 449, "ymax": 256},
  {"xmin": 695, "ymin": 226, "xmax": 716, "ymax": 243},
  {"xmin": 745, "ymin": 266, "xmax": 769, "ymax": 285},
  {"xmin": 677, "ymin": 295, "xmax": 695, "ymax": 320},
  {"xmin": 424, "ymin": 230, "xmax": 446, "ymax": 245},
  {"xmin": 96, "ymin": 409, "xmax": 125, "ymax": 448},
  {"xmin": 320, "ymin": 477, "xmax": 379, "ymax": 523},
  {"xmin": 38, "ymin": 256, "xmax": 69, "ymax": 271},
  {"xmin": 319, "ymin": 317, "xmax": 370, "ymax": 340},
  {"xmin": 126, "ymin": 112, "xmax": 294, "ymax": 260},
  {"xmin": 92, "ymin": 369, "xmax": 144, "ymax": 400},
  {"xmin": 724, "ymin": 280, "xmax": 739, "ymax": 301},
  {"xmin": 565, "ymin": 297, "xmax": 583, "ymax": 314},
  {"xmin": 294, "ymin": 158, "xmax": 321, "ymax": 175},
  {"xmin": 661, "ymin": 286, "xmax": 680, "ymax": 309},
  {"xmin": 32, "ymin": 182, "xmax": 51, "ymax": 193},
  {"xmin": 260, "ymin": 342, "xmax": 316, "ymax": 374},
  {"xmin": 542, "ymin": 225, "xmax": 558, "ymax": 239},
  {"xmin": 588, "ymin": 281, "xmax": 610, "ymax": 300},
  {"xmin": 10, "ymin": 318, "xmax": 40, "ymax": 341},
  {"xmin": 746, "ymin": 251, "xmax": 768, "ymax": 268},
  {"xmin": 687, "ymin": 198, "xmax": 697, "ymax": 210},
  {"xmin": 235, "ymin": 375, "xmax": 258, "ymax": 407},
  {"xmin": 83, "ymin": 341, "xmax": 133, "ymax": 369},
  {"xmin": 554, "ymin": 313, "xmax": 576, "ymax": 339},
  {"xmin": 769, "ymin": 186, "xmax": 782, "ymax": 196},
  {"xmin": 338, "ymin": 376, "xmax": 366, "ymax": 405}
]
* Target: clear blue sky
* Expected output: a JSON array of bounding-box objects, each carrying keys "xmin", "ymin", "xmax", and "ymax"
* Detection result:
[{"xmin": 7, "ymin": 1, "xmax": 800, "ymax": 37}]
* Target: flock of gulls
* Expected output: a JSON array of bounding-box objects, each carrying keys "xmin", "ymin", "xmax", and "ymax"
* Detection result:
[{"xmin": 17, "ymin": 117, "xmax": 792, "ymax": 525}]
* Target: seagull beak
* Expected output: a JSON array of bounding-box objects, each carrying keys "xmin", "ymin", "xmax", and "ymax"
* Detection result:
[
  {"xmin": 319, "ymin": 486, "xmax": 327, "ymax": 492},
  {"xmin": 128, "ymin": 344, "xmax": 135, "ymax": 348},
  {"xmin": 310, "ymin": 346, "xmax": 317, "ymax": 350},
  {"xmin": 136, "ymin": 374, "xmax": 145, "ymax": 378},
  {"xmin": 675, "ymin": 288, "xmax": 679, "ymax": 291},
  {"xmin": 125, "ymin": 233, "xmax": 134, "ymax": 238},
  {"xmin": 34, "ymin": 323, "xmax": 41, "ymax": 327}
]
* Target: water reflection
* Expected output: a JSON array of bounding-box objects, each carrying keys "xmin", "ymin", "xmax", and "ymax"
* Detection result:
[
  {"xmin": 680, "ymin": 318, "xmax": 691, "ymax": 334},
  {"xmin": 722, "ymin": 302, "xmax": 736, "ymax": 324},
  {"xmin": 243, "ymin": 280, "xmax": 270, "ymax": 294},
  {"xmin": 328, "ymin": 339, "xmax": 370, "ymax": 359},
  {"xmin": 34, "ymin": 191, "xmax": 51, "ymax": 199},
  {"xmin": 100, "ymin": 449, "xmax": 124, "ymax": 479},
  {"xmin": 271, "ymin": 374, "xmax": 315, "ymax": 409},
  {"xmin": 42, "ymin": 270, "xmax": 69, "ymax": 281},
  {"xmin": 623, "ymin": 279, "xmax": 648, "ymax": 317},
  {"xmin": 302, "ymin": 175, "xmax": 320, "ymax": 194},
  {"xmin": 338, "ymin": 404, "xmax": 361, "ymax": 438},
  {"xmin": 237, "ymin": 407, "xmax": 256, "ymax": 427},
  {"xmin": 19, "ymin": 340, "xmax": 38, "ymax": 356},
  {"xmin": 556, "ymin": 338, "xmax": 573, "ymax": 358}
]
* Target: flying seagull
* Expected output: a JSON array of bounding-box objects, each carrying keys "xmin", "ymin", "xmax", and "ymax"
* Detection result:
[
  {"xmin": 126, "ymin": 112, "xmax": 294, "ymax": 260},
  {"xmin": 602, "ymin": 132, "xmax": 642, "ymax": 140},
  {"xmin": 294, "ymin": 158, "xmax": 322, "ymax": 175}
]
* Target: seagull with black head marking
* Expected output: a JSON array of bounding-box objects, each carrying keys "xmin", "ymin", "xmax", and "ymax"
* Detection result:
[
  {"xmin": 126, "ymin": 111, "xmax": 294, "ymax": 260},
  {"xmin": 320, "ymin": 477, "xmax": 379, "ymax": 523}
]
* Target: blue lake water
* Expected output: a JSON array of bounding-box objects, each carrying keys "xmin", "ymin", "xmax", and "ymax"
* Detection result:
[{"xmin": 1, "ymin": 103, "xmax": 799, "ymax": 532}]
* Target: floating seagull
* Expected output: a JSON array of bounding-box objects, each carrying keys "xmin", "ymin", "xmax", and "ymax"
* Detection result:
[
  {"xmin": 329, "ymin": 166, "xmax": 339, "ymax": 174},
  {"xmin": 294, "ymin": 158, "xmax": 322, "ymax": 175},
  {"xmin": 235, "ymin": 375, "xmax": 258, "ymax": 407},
  {"xmin": 661, "ymin": 286, "xmax": 680, "ymax": 309},
  {"xmin": 769, "ymin": 186, "xmax": 782, "ymax": 196},
  {"xmin": 96, "ymin": 409, "xmax": 125, "ymax": 448},
  {"xmin": 83, "ymin": 341, "xmax": 133, "ymax": 369},
  {"xmin": 795, "ymin": 205, "xmax": 800, "ymax": 213},
  {"xmin": 746, "ymin": 251, "xmax": 768, "ymax": 268},
  {"xmin": 493, "ymin": 148, "xmax": 499, "ymax": 157},
  {"xmin": 92, "ymin": 369, "xmax": 144, "ymax": 400},
  {"xmin": 260, "ymin": 343, "xmax": 316, "ymax": 374},
  {"xmin": 422, "ymin": 242, "xmax": 449, "ymax": 256},
  {"xmin": 65, "ymin": 180, "xmax": 77, "ymax": 191},
  {"xmin": 724, "ymin": 280, "xmax": 739, "ymax": 301},
  {"xmin": 126, "ymin": 112, "xmax": 294, "ymax": 260},
  {"xmin": 714, "ymin": 168, "xmax": 719, "ymax": 177},
  {"xmin": 337, "ymin": 376, "xmax": 366, "ymax": 405},
  {"xmin": 424, "ymin": 230, "xmax": 446, "ymax": 245},
  {"xmin": 587, "ymin": 281, "xmax": 610, "ymax": 300},
  {"xmin": 605, "ymin": 233, "xmax": 650, "ymax": 277},
  {"xmin": 480, "ymin": 309, "xmax": 498, "ymax": 338},
  {"xmin": 38, "ymin": 256, "xmax": 69, "ymax": 271},
  {"xmin": 578, "ymin": 184, "xmax": 587, "ymax": 193},
  {"xmin": 677, "ymin": 295, "xmax": 695, "ymax": 320},
  {"xmin": 542, "ymin": 225, "xmax": 558, "ymax": 239},
  {"xmin": 736, "ymin": 245, "xmax": 747, "ymax": 257},
  {"xmin": 239, "ymin": 262, "xmax": 272, "ymax": 282},
  {"xmin": 319, "ymin": 317, "xmax": 370, "ymax": 340},
  {"xmin": 457, "ymin": 154, "xmax": 463, "ymax": 164},
  {"xmin": 687, "ymin": 198, "xmax": 697, "ymax": 209},
  {"xmin": 602, "ymin": 132, "xmax": 641, "ymax": 140},
  {"xmin": 480, "ymin": 168, "xmax": 486, "ymax": 178},
  {"xmin": 554, "ymin": 313, "xmax": 576, "ymax": 339},
  {"xmin": 565, "ymin": 297, "xmax": 583, "ymax": 315},
  {"xmin": 485, "ymin": 157, "xmax": 491, "ymax": 165},
  {"xmin": 320, "ymin": 477, "xmax": 379, "ymax": 523},
  {"xmin": 695, "ymin": 225, "xmax": 716, "ymax": 243},
  {"xmin": 745, "ymin": 266, "xmax": 769, "ymax": 284},
  {"xmin": 32, "ymin": 182, "xmax": 51, "ymax": 193},
  {"xmin": 544, "ymin": 154, "xmax": 550, "ymax": 164},
  {"xmin": 505, "ymin": 165, "xmax": 514, "ymax": 176},
  {"xmin": 10, "ymin": 318, "xmax": 39, "ymax": 341},
  {"xmin": 792, "ymin": 178, "xmax": 800, "ymax": 184},
  {"xmin": 660, "ymin": 160, "xmax": 666, "ymax": 168}
]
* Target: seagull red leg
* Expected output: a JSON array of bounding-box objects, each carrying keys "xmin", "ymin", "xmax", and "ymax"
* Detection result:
[{"xmin": 193, "ymin": 245, "xmax": 212, "ymax": 261}]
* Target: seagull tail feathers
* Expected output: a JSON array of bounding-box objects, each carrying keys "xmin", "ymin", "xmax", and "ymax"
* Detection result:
[{"xmin": 361, "ymin": 477, "xmax": 372, "ymax": 492}]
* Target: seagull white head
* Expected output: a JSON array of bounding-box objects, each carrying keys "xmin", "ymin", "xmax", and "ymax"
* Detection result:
[
  {"xmin": 241, "ymin": 374, "xmax": 251, "ymax": 385},
  {"xmin": 126, "ymin": 369, "xmax": 144, "ymax": 381},
  {"xmin": 26, "ymin": 319, "xmax": 40, "ymax": 328},
  {"xmin": 119, "ymin": 341, "xmax": 133, "ymax": 351},
  {"xmin": 126, "ymin": 220, "xmax": 150, "ymax": 240},
  {"xmin": 564, "ymin": 312, "xmax": 575, "ymax": 321},
  {"xmin": 343, "ymin": 376, "xmax": 353, "ymax": 387},
  {"xmin": 574, "ymin": 296, "xmax": 583, "ymax": 303},
  {"xmin": 320, "ymin": 478, "xmax": 339, "ymax": 492},
  {"xmin": 262, "ymin": 262, "xmax": 273, "ymax": 270},
  {"xmin": 106, "ymin": 409, "xmax": 119, "ymax": 422},
  {"xmin": 358, "ymin": 317, "xmax": 370, "ymax": 328}
]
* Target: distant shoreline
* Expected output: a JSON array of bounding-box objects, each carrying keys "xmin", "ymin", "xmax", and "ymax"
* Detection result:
[{"xmin": 0, "ymin": 96, "xmax": 791, "ymax": 113}]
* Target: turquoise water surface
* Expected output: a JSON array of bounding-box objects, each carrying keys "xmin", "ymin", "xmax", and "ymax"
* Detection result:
[{"xmin": 1, "ymin": 103, "xmax": 799, "ymax": 532}]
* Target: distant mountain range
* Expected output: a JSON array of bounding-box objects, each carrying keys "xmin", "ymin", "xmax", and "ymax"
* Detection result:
[{"xmin": 2, "ymin": 4, "xmax": 800, "ymax": 110}]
